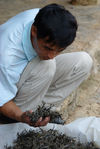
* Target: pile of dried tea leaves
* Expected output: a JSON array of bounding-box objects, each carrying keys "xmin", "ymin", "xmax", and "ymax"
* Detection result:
[
  {"xmin": 5, "ymin": 129, "xmax": 99, "ymax": 149},
  {"xmin": 27, "ymin": 102, "xmax": 65, "ymax": 125}
]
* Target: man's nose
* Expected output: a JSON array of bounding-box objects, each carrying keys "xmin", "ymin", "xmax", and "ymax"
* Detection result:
[{"xmin": 48, "ymin": 51, "xmax": 58, "ymax": 59}]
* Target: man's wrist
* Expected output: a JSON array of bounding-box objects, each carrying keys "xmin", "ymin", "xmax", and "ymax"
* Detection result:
[{"xmin": 14, "ymin": 111, "xmax": 23, "ymax": 122}]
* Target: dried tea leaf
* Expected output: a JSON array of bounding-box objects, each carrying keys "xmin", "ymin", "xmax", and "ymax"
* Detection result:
[
  {"xmin": 5, "ymin": 129, "xmax": 99, "ymax": 149},
  {"xmin": 27, "ymin": 102, "xmax": 65, "ymax": 125}
]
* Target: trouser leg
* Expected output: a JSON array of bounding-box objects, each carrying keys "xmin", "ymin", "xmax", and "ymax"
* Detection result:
[
  {"xmin": 14, "ymin": 57, "xmax": 56, "ymax": 112},
  {"xmin": 14, "ymin": 52, "xmax": 93, "ymax": 112},
  {"xmin": 43, "ymin": 52, "xmax": 93, "ymax": 109}
]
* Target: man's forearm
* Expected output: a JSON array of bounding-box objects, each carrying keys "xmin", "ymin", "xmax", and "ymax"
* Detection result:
[
  {"xmin": 0, "ymin": 100, "xmax": 23, "ymax": 122},
  {"xmin": 0, "ymin": 100, "xmax": 50, "ymax": 127}
]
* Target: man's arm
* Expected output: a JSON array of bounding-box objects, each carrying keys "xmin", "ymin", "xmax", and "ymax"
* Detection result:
[
  {"xmin": 0, "ymin": 100, "xmax": 50, "ymax": 127},
  {"xmin": 0, "ymin": 100, "xmax": 23, "ymax": 122}
]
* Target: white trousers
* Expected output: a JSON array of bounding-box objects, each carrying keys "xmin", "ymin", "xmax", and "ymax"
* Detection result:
[{"xmin": 14, "ymin": 52, "xmax": 93, "ymax": 112}]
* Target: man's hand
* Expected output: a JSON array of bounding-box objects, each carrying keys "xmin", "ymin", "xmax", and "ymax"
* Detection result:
[
  {"xmin": 21, "ymin": 111, "xmax": 50, "ymax": 127},
  {"xmin": 0, "ymin": 100, "xmax": 50, "ymax": 127}
]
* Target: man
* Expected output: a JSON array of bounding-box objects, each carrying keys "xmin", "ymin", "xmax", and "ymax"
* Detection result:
[{"xmin": 0, "ymin": 4, "xmax": 93, "ymax": 127}]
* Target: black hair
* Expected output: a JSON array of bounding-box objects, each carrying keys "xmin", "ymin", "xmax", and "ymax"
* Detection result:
[{"xmin": 33, "ymin": 3, "xmax": 78, "ymax": 49}]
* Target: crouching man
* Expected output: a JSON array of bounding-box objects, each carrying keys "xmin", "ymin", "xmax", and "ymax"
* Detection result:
[{"xmin": 0, "ymin": 4, "xmax": 93, "ymax": 127}]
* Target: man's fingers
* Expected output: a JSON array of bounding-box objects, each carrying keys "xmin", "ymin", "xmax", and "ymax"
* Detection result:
[
  {"xmin": 45, "ymin": 116, "xmax": 50, "ymax": 123},
  {"xmin": 34, "ymin": 117, "xmax": 42, "ymax": 127},
  {"xmin": 37, "ymin": 117, "xmax": 43, "ymax": 124},
  {"xmin": 29, "ymin": 110, "xmax": 33, "ymax": 113},
  {"xmin": 39, "ymin": 117, "xmax": 50, "ymax": 126},
  {"xmin": 34, "ymin": 116, "xmax": 50, "ymax": 127}
]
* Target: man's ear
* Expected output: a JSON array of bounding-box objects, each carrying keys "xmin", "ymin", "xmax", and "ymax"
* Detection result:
[{"xmin": 31, "ymin": 25, "xmax": 37, "ymax": 37}]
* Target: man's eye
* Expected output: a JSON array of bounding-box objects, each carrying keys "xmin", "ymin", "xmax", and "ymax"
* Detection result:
[
  {"xmin": 58, "ymin": 49, "xmax": 63, "ymax": 52},
  {"xmin": 43, "ymin": 46, "xmax": 53, "ymax": 51}
]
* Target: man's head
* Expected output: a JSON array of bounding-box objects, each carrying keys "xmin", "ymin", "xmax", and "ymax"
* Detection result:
[{"xmin": 31, "ymin": 3, "xmax": 78, "ymax": 60}]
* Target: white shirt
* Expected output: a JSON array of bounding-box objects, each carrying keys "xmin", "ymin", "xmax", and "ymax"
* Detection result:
[{"xmin": 0, "ymin": 9, "xmax": 39, "ymax": 106}]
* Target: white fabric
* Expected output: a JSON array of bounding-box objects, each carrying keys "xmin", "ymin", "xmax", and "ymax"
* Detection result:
[
  {"xmin": 14, "ymin": 52, "xmax": 93, "ymax": 112},
  {"xmin": 0, "ymin": 117, "xmax": 100, "ymax": 149},
  {"xmin": 0, "ymin": 9, "xmax": 39, "ymax": 106}
]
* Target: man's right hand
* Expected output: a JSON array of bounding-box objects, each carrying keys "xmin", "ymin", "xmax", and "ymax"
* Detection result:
[{"xmin": 21, "ymin": 111, "xmax": 50, "ymax": 127}]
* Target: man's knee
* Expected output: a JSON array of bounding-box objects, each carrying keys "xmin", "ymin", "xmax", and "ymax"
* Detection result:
[
  {"xmin": 79, "ymin": 52, "xmax": 93, "ymax": 73},
  {"xmin": 41, "ymin": 59, "xmax": 56, "ymax": 79}
]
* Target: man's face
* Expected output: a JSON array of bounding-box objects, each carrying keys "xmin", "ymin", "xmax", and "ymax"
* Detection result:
[
  {"xmin": 32, "ymin": 37, "xmax": 64, "ymax": 60},
  {"xmin": 31, "ymin": 25, "xmax": 64, "ymax": 60}
]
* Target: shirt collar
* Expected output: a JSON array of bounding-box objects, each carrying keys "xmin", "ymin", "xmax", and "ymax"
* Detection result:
[{"xmin": 22, "ymin": 21, "xmax": 37, "ymax": 61}]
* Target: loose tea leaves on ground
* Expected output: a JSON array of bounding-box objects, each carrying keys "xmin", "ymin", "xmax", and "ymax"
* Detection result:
[
  {"xmin": 27, "ymin": 102, "xmax": 65, "ymax": 125},
  {"xmin": 5, "ymin": 129, "xmax": 99, "ymax": 149}
]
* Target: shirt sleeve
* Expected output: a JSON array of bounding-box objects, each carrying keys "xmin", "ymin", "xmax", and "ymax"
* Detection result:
[{"xmin": 0, "ymin": 65, "xmax": 19, "ymax": 106}]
